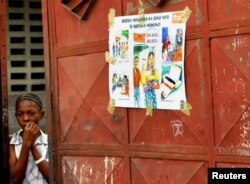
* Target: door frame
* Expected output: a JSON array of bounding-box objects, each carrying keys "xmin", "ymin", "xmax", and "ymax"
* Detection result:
[
  {"xmin": 41, "ymin": 0, "xmax": 56, "ymax": 183},
  {"xmin": 0, "ymin": 0, "xmax": 10, "ymax": 183},
  {"xmin": 0, "ymin": 0, "xmax": 56, "ymax": 183}
]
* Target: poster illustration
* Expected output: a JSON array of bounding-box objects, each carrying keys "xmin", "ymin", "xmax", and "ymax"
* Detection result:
[{"xmin": 109, "ymin": 11, "xmax": 186, "ymax": 110}]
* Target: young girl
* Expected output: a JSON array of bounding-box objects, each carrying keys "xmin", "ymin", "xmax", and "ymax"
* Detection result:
[{"xmin": 9, "ymin": 93, "xmax": 49, "ymax": 183}]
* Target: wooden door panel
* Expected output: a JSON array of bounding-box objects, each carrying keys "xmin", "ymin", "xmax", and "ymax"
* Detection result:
[
  {"xmin": 61, "ymin": 100, "xmax": 122, "ymax": 144},
  {"xmin": 131, "ymin": 158, "xmax": 207, "ymax": 184},
  {"xmin": 62, "ymin": 156, "xmax": 125, "ymax": 184},
  {"xmin": 85, "ymin": 66, "xmax": 127, "ymax": 145},
  {"xmin": 217, "ymin": 163, "xmax": 250, "ymax": 168},
  {"xmin": 54, "ymin": 0, "xmax": 122, "ymax": 47},
  {"xmin": 211, "ymin": 35, "xmax": 250, "ymax": 156},
  {"xmin": 58, "ymin": 52, "xmax": 126, "ymax": 145},
  {"xmin": 183, "ymin": 39, "xmax": 210, "ymax": 145},
  {"xmin": 208, "ymin": 0, "xmax": 250, "ymax": 22},
  {"xmin": 129, "ymin": 110, "xmax": 204, "ymax": 146},
  {"xmin": 58, "ymin": 53, "xmax": 106, "ymax": 98}
]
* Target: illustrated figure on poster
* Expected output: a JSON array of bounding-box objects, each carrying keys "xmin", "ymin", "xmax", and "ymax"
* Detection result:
[
  {"xmin": 116, "ymin": 41, "xmax": 119, "ymax": 57},
  {"xmin": 172, "ymin": 44, "xmax": 182, "ymax": 62},
  {"xmin": 112, "ymin": 73, "xmax": 118, "ymax": 93},
  {"xmin": 121, "ymin": 75, "xmax": 129, "ymax": 96},
  {"xmin": 162, "ymin": 34, "xmax": 172, "ymax": 62},
  {"xmin": 121, "ymin": 42, "xmax": 124, "ymax": 58},
  {"xmin": 133, "ymin": 56, "xmax": 141, "ymax": 107},
  {"xmin": 163, "ymin": 35, "xmax": 171, "ymax": 51},
  {"xmin": 125, "ymin": 41, "xmax": 128, "ymax": 58},
  {"xmin": 112, "ymin": 43, "xmax": 116, "ymax": 57},
  {"xmin": 175, "ymin": 28, "xmax": 183, "ymax": 48},
  {"xmin": 141, "ymin": 51, "xmax": 160, "ymax": 109},
  {"xmin": 162, "ymin": 48, "xmax": 172, "ymax": 62}
]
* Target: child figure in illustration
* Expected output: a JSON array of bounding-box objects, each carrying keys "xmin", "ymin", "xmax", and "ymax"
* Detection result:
[
  {"xmin": 9, "ymin": 93, "xmax": 49, "ymax": 183},
  {"xmin": 141, "ymin": 51, "xmax": 160, "ymax": 109},
  {"xmin": 133, "ymin": 56, "xmax": 141, "ymax": 107}
]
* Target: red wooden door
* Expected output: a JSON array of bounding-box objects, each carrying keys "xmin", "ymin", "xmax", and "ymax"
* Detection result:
[{"xmin": 42, "ymin": 0, "xmax": 250, "ymax": 183}]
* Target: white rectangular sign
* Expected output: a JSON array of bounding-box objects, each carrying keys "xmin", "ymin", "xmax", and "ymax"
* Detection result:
[{"xmin": 109, "ymin": 11, "xmax": 187, "ymax": 110}]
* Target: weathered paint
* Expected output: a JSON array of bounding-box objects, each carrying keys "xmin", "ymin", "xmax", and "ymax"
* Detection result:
[{"xmin": 61, "ymin": 156, "xmax": 123, "ymax": 183}]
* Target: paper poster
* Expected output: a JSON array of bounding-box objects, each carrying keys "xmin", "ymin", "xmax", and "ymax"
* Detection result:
[{"xmin": 109, "ymin": 11, "xmax": 187, "ymax": 110}]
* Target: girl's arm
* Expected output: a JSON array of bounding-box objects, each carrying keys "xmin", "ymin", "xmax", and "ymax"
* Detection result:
[
  {"xmin": 9, "ymin": 142, "xmax": 30, "ymax": 183},
  {"xmin": 31, "ymin": 145, "xmax": 49, "ymax": 182},
  {"xmin": 9, "ymin": 123, "xmax": 40, "ymax": 183}
]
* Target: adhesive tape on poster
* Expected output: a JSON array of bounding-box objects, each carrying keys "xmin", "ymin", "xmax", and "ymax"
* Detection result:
[
  {"xmin": 180, "ymin": 102, "xmax": 192, "ymax": 116},
  {"xmin": 146, "ymin": 107, "xmax": 153, "ymax": 116},
  {"xmin": 108, "ymin": 8, "xmax": 116, "ymax": 29},
  {"xmin": 105, "ymin": 51, "xmax": 115, "ymax": 64},
  {"xmin": 107, "ymin": 98, "xmax": 115, "ymax": 114},
  {"xmin": 138, "ymin": 6, "xmax": 145, "ymax": 24},
  {"xmin": 181, "ymin": 6, "xmax": 192, "ymax": 23}
]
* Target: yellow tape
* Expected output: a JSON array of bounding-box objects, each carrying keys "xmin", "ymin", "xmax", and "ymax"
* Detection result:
[
  {"xmin": 146, "ymin": 102, "xmax": 153, "ymax": 116},
  {"xmin": 138, "ymin": 0, "xmax": 143, "ymax": 7},
  {"xmin": 108, "ymin": 8, "xmax": 116, "ymax": 29},
  {"xmin": 107, "ymin": 98, "xmax": 115, "ymax": 114},
  {"xmin": 105, "ymin": 51, "xmax": 115, "ymax": 64},
  {"xmin": 146, "ymin": 107, "xmax": 153, "ymax": 116},
  {"xmin": 180, "ymin": 101, "xmax": 192, "ymax": 116},
  {"xmin": 181, "ymin": 6, "xmax": 192, "ymax": 23},
  {"xmin": 138, "ymin": 6, "xmax": 145, "ymax": 24},
  {"xmin": 138, "ymin": 0, "xmax": 145, "ymax": 25}
]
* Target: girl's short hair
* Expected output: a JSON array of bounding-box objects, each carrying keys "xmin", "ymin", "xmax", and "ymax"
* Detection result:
[{"xmin": 16, "ymin": 93, "xmax": 43, "ymax": 110}]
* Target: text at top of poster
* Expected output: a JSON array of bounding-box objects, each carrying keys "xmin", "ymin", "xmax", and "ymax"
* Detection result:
[{"xmin": 109, "ymin": 11, "xmax": 187, "ymax": 110}]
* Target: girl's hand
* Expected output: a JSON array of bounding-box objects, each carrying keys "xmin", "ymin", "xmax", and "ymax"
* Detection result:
[{"xmin": 22, "ymin": 122, "xmax": 40, "ymax": 147}]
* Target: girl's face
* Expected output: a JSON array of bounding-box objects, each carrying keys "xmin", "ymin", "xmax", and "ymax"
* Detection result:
[{"xmin": 15, "ymin": 100, "xmax": 44, "ymax": 129}]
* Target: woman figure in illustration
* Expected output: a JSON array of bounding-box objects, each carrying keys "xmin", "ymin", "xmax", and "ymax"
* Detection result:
[{"xmin": 141, "ymin": 51, "xmax": 160, "ymax": 109}]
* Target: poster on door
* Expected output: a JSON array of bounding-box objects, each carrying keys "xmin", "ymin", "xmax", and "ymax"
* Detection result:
[{"xmin": 109, "ymin": 11, "xmax": 187, "ymax": 110}]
